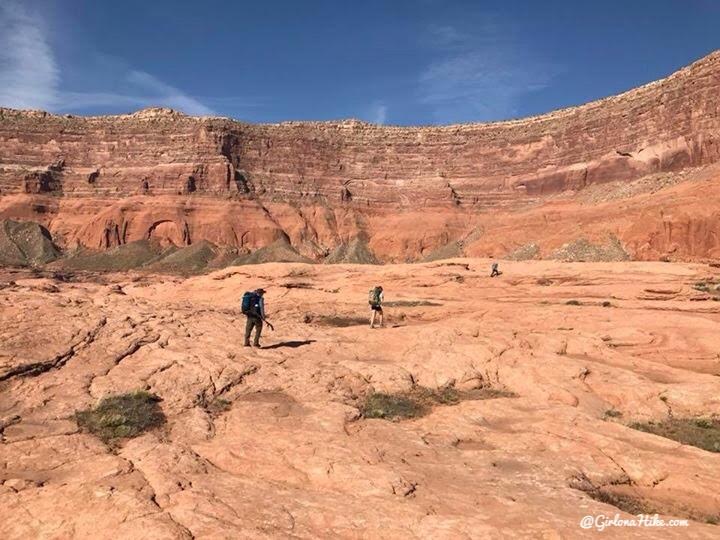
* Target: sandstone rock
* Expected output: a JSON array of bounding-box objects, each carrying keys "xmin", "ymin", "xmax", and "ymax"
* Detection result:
[
  {"xmin": 0, "ymin": 52, "xmax": 719, "ymax": 262},
  {"xmin": 2, "ymin": 259, "xmax": 720, "ymax": 536}
]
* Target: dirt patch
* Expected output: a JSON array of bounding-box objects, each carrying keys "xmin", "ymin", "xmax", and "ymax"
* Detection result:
[
  {"xmin": 235, "ymin": 238, "xmax": 313, "ymax": 265},
  {"xmin": 325, "ymin": 236, "xmax": 379, "ymax": 264},
  {"xmin": 629, "ymin": 417, "xmax": 720, "ymax": 452},
  {"xmin": 146, "ymin": 240, "xmax": 219, "ymax": 274},
  {"xmin": 60, "ymin": 240, "xmax": 171, "ymax": 272},
  {"xmin": 421, "ymin": 240, "xmax": 464, "ymax": 262},
  {"xmin": 75, "ymin": 390, "xmax": 165, "ymax": 445}
]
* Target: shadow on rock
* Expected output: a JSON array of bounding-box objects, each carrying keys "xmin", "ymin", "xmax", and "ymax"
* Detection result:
[{"xmin": 262, "ymin": 340, "xmax": 317, "ymax": 350}]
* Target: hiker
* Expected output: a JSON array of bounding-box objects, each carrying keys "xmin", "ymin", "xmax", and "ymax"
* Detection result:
[
  {"xmin": 368, "ymin": 285, "xmax": 384, "ymax": 328},
  {"xmin": 241, "ymin": 288, "xmax": 273, "ymax": 347},
  {"xmin": 490, "ymin": 262, "xmax": 501, "ymax": 278}
]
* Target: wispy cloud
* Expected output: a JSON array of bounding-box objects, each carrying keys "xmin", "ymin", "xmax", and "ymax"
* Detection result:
[
  {"xmin": 368, "ymin": 101, "xmax": 388, "ymax": 124},
  {"xmin": 419, "ymin": 22, "xmax": 558, "ymax": 123},
  {"xmin": 0, "ymin": 0, "xmax": 59, "ymax": 109},
  {"xmin": 0, "ymin": 1, "xmax": 215, "ymax": 116},
  {"xmin": 58, "ymin": 70, "xmax": 216, "ymax": 116}
]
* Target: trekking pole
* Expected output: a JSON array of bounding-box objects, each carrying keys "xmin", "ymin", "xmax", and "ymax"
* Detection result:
[{"xmin": 264, "ymin": 319, "xmax": 275, "ymax": 331}]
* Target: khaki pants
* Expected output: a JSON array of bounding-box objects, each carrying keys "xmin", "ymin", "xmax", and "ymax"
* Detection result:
[{"xmin": 244, "ymin": 316, "xmax": 263, "ymax": 346}]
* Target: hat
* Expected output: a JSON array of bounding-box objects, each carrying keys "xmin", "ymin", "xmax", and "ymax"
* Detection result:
[{"xmin": 255, "ymin": 288, "xmax": 267, "ymax": 294}]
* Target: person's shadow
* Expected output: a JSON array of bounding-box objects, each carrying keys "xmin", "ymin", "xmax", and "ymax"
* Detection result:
[{"xmin": 261, "ymin": 340, "xmax": 316, "ymax": 350}]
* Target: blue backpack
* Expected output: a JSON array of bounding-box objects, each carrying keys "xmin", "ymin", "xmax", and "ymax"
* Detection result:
[{"xmin": 241, "ymin": 291, "xmax": 259, "ymax": 314}]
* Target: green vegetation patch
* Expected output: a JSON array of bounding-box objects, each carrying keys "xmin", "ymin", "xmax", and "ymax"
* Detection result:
[
  {"xmin": 604, "ymin": 409, "xmax": 623, "ymax": 419},
  {"xmin": 76, "ymin": 390, "xmax": 165, "ymax": 444},
  {"xmin": 584, "ymin": 488, "xmax": 658, "ymax": 515},
  {"xmin": 361, "ymin": 392, "xmax": 427, "ymax": 420},
  {"xmin": 383, "ymin": 300, "xmax": 442, "ymax": 307},
  {"xmin": 205, "ymin": 397, "xmax": 232, "ymax": 417},
  {"xmin": 361, "ymin": 385, "xmax": 516, "ymax": 421},
  {"xmin": 629, "ymin": 417, "xmax": 720, "ymax": 453},
  {"xmin": 312, "ymin": 314, "xmax": 370, "ymax": 327}
]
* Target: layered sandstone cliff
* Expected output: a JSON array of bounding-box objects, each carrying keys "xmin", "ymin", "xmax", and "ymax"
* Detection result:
[{"xmin": 1, "ymin": 51, "xmax": 719, "ymax": 262}]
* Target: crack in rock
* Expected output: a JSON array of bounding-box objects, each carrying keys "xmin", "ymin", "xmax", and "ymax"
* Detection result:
[{"xmin": 0, "ymin": 317, "xmax": 107, "ymax": 382}]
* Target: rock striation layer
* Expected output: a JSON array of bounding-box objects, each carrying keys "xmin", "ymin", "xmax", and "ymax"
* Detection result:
[{"xmin": 1, "ymin": 52, "xmax": 720, "ymax": 261}]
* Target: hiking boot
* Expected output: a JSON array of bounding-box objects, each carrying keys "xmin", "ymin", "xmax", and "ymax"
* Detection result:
[{"xmin": 244, "ymin": 342, "xmax": 251, "ymax": 347}]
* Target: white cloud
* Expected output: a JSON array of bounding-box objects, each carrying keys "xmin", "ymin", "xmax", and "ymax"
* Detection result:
[
  {"xmin": 0, "ymin": 0, "xmax": 60, "ymax": 109},
  {"xmin": 0, "ymin": 2, "xmax": 215, "ymax": 116},
  {"xmin": 419, "ymin": 23, "xmax": 557, "ymax": 123}
]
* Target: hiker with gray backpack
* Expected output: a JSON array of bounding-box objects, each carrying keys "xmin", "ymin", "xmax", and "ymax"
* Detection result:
[
  {"xmin": 368, "ymin": 285, "xmax": 385, "ymax": 328},
  {"xmin": 241, "ymin": 288, "xmax": 274, "ymax": 347}
]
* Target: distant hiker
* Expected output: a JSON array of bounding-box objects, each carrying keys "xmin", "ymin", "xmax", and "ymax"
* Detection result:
[
  {"xmin": 241, "ymin": 288, "xmax": 273, "ymax": 347},
  {"xmin": 368, "ymin": 285, "xmax": 384, "ymax": 328},
  {"xmin": 490, "ymin": 262, "xmax": 501, "ymax": 278}
]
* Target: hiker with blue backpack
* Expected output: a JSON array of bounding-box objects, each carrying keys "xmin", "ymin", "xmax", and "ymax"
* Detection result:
[
  {"xmin": 368, "ymin": 285, "xmax": 384, "ymax": 328},
  {"xmin": 241, "ymin": 288, "xmax": 273, "ymax": 347}
]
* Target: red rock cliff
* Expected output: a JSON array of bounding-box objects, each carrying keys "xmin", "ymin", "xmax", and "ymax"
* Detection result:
[{"xmin": 1, "ymin": 51, "xmax": 719, "ymax": 261}]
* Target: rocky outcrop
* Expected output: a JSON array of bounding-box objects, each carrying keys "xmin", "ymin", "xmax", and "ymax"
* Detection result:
[
  {"xmin": 1, "ymin": 52, "xmax": 720, "ymax": 261},
  {"xmin": 0, "ymin": 220, "xmax": 60, "ymax": 266}
]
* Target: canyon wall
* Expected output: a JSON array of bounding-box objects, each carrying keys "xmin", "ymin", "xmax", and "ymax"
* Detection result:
[{"xmin": 1, "ymin": 51, "xmax": 719, "ymax": 261}]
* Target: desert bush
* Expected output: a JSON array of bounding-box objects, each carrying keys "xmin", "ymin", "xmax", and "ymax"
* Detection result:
[
  {"xmin": 206, "ymin": 397, "xmax": 232, "ymax": 417},
  {"xmin": 313, "ymin": 315, "xmax": 369, "ymax": 327},
  {"xmin": 629, "ymin": 417, "xmax": 720, "ymax": 452},
  {"xmin": 361, "ymin": 392, "xmax": 427, "ymax": 420},
  {"xmin": 361, "ymin": 385, "xmax": 516, "ymax": 421},
  {"xmin": 76, "ymin": 390, "xmax": 165, "ymax": 444}
]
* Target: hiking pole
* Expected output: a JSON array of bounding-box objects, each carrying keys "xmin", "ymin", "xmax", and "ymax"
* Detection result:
[{"xmin": 264, "ymin": 319, "xmax": 275, "ymax": 331}]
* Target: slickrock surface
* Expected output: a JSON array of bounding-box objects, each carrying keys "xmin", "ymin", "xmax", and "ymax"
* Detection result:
[
  {"xmin": 2, "ymin": 260, "xmax": 720, "ymax": 538},
  {"xmin": 1, "ymin": 52, "xmax": 720, "ymax": 261}
]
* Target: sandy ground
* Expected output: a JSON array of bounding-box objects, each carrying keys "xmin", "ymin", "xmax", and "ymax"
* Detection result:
[{"xmin": 1, "ymin": 259, "xmax": 720, "ymax": 539}]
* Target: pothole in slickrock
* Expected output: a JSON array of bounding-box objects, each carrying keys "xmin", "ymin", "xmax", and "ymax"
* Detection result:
[
  {"xmin": 361, "ymin": 385, "xmax": 517, "ymax": 421},
  {"xmin": 629, "ymin": 417, "xmax": 720, "ymax": 453},
  {"xmin": 75, "ymin": 390, "xmax": 165, "ymax": 445}
]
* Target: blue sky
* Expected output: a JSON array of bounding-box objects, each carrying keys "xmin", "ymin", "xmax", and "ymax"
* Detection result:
[{"xmin": 0, "ymin": 0, "xmax": 718, "ymax": 125}]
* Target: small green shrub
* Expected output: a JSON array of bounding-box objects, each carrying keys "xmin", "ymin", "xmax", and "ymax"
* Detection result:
[
  {"xmin": 313, "ymin": 315, "xmax": 369, "ymax": 327},
  {"xmin": 206, "ymin": 398, "xmax": 231, "ymax": 416},
  {"xmin": 361, "ymin": 385, "xmax": 516, "ymax": 421},
  {"xmin": 361, "ymin": 392, "xmax": 426, "ymax": 420},
  {"xmin": 76, "ymin": 390, "xmax": 165, "ymax": 444}
]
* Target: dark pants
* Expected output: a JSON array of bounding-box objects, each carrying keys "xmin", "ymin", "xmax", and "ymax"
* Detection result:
[{"xmin": 244, "ymin": 315, "xmax": 263, "ymax": 346}]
